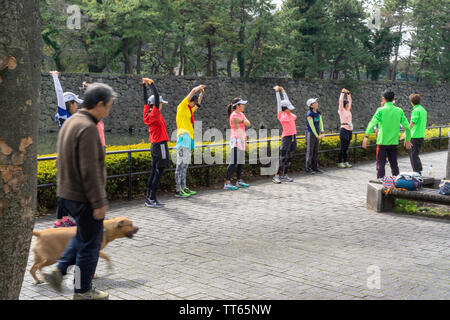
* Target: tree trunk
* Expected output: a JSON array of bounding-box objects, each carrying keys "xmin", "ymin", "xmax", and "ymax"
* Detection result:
[
  {"xmin": 237, "ymin": 1, "xmax": 246, "ymax": 78},
  {"xmin": 122, "ymin": 38, "xmax": 132, "ymax": 74},
  {"xmin": 0, "ymin": 0, "xmax": 41, "ymax": 300},
  {"xmin": 392, "ymin": 21, "xmax": 403, "ymax": 82},
  {"xmin": 206, "ymin": 38, "xmax": 212, "ymax": 76},
  {"xmin": 136, "ymin": 40, "xmax": 143, "ymax": 75},
  {"xmin": 405, "ymin": 45, "xmax": 412, "ymax": 82},
  {"xmin": 227, "ymin": 58, "xmax": 232, "ymax": 77},
  {"xmin": 179, "ymin": 46, "xmax": 184, "ymax": 76}
]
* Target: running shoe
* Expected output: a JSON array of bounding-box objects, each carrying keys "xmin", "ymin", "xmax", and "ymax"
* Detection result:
[
  {"xmin": 338, "ymin": 163, "xmax": 346, "ymax": 168},
  {"xmin": 344, "ymin": 162, "xmax": 352, "ymax": 168},
  {"xmin": 237, "ymin": 180, "xmax": 250, "ymax": 188},
  {"xmin": 175, "ymin": 190, "xmax": 191, "ymax": 198},
  {"xmin": 145, "ymin": 199, "xmax": 164, "ymax": 208},
  {"xmin": 224, "ymin": 183, "xmax": 238, "ymax": 190},
  {"xmin": 54, "ymin": 221, "xmax": 64, "ymax": 228},
  {"xmin": 272, "ymin": 176, "xmax": 282, "ymax": 184},
  {"xmin": 183, "ymin": 188, "xmax": 197, "ymax": 195},
  {"xmin": 306, "ymin": 169, "xmax": 316, "ymax": 174},
  {"xmin": 73, "ymin": 287, "xmax": 109, "ymax": 300},
  {"xmin": 155, "ymin": 200, "xmax": 166, "ymax": 206},
  {"xmin": 281, "ymin": 175, "xmax": 294, "ymax": 182},
  {"xmin": 62, "ymin": 216, "xmax": 76, "ymax": 227},
  {"xmin": 313, "ymin": 169, "xmax": 325, "ymax": 174}
]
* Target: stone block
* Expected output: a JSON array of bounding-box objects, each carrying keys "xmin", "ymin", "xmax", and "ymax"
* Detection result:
[{"xmin": 366, "ymin": 182, "xmax": 395, "ymax": 212}]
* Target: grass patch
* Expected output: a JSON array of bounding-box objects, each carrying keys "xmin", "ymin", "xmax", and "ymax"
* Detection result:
[{"xmin": 394, "ymin": 199, "xmax": 450, "ymax": 219}]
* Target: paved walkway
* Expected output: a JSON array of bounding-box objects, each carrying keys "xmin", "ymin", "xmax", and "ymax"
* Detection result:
[{"xmin": 20, "ymin": 151, "xmax": 450, "ymax": 300}]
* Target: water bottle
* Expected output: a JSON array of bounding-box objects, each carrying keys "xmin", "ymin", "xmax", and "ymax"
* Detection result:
[{"xmin": 428, "ymin": 164, "xmax": 433, "ymax": 176}]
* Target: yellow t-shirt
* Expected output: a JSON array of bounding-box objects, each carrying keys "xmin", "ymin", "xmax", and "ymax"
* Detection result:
[{"xmin": 176, "ymin": 96, "xmax": 197, "ymax": 139}]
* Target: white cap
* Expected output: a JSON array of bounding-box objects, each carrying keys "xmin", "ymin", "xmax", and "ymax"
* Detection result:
[
  {"xmin": 148, "ymin": 95, "xmax": 168, "ymax": 105},
  {"xmin": 281, "ymin": 99, "xmax": 295, "ymax": 110},
  {"xmin": 63, "ymin": 92, "xmax": 83, "ymax": 104},
  {"xmin": 306, "ymin": 98, "xmax": 318, "ymax": 107},
  {"xmin": 232, "ymin": 99, "xmax": 248, "ymax": 107}
]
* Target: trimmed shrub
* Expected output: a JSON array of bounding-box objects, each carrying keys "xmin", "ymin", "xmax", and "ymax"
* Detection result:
[{"xmin": 37, "ymin": 127, "xmax": 449, "ymax": 213}]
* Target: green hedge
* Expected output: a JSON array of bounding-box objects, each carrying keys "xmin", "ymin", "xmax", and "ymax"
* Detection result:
[{"xmin": 37, "ymin": 128, "xmax": 449, "ymax": 213}]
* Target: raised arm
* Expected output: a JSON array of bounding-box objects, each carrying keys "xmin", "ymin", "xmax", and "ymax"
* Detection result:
[
  {"xmin": 186, "ymin": 85, "xmax": 205, "ymax": 102},
  {"xmin": 273, "ymin": 85, "xmax": 282, "ymax": 113},
  {"xmin": 198, "ymin": 88, "xmax": 205, "ymax": 105},
  {"xmin": 50, "ymin": 71, "xmax": 64, "ymax": 111},
  {"xmin": 339, "ymin": 92, "xmax": 345, "ymax": 111},
  {"xmin": 347, "ymin": 92, "xmax": 352, "ymax": 110}
]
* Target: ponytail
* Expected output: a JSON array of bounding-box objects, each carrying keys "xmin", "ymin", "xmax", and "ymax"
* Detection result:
[{"xmin": 227, "ymin": 104, "xmax": 234, "ymax": 119}]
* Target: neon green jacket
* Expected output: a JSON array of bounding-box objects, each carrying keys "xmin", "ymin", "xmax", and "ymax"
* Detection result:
[
  {"xmin": 410, "ymin": 105, "xmax": 427, "ymax": 138},
  {"xmin": 365, "ymin": 102, "xmax": 411, "ymax": 145}
]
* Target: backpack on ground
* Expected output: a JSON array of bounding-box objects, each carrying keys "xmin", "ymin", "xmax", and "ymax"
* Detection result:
[
  {"xmin": 395, "ymin": 172, "xmax": 423, "ymax": 191},
  {"xmin": 439, "ymin": 180, "xmax": 450, "ymax": 195},
  {"xmin": 382, "ymin": 176, "xmax": 397, "ymax": 188}
]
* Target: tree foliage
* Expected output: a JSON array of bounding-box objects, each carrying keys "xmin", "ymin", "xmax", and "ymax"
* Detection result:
[{"xmin": 40, "ymin": 0, "xmax": 449, "ymax": 83}]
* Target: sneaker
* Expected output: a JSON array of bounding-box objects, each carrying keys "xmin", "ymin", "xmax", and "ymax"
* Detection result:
[
  {"xmin": 183, "ymin": 188, "xmax": 197, "ymax": 195},
  {"xmin": 145, "ymin": 199, "xmax": 164, "ymax": 208},
  {"xmin": 62, "ymin": 217, "xmax": 76, "ymax": 227},
  {"xmin": 344, "ymin": 162, "xmax": 353, "ymax": 168},
  {"xmin": 306, "ymin": 169, "xmax": 316, "ymax": 174},
  {"xmin": 272, "ymin": 176, "xmax": 282, "ymax": 184},
  {"xmin": 175, "ymin": 190, "xmax": 191, "ymax": 198},
  {"xmin": 313, "ymin": 169, "xmax": 324, "ymax": 174},
  {"xmin": 155, "ymin": 200, "xmax": 166, "ymax": 206},
  {"xmin": 237, "ymin": 180, "xmax": 250, "ymax": 188},
  {"xmin": 54, "ymin": 221, "xmax": 64, "ymax": 228},
  {"xmin": 338, "ymin": 162, "xmax": 346, "ymax": 168},
  {"xmin": 224, "ymin": 183, "xmax": 238, "ymax": 190},
  {"xmin": 73, "ymin": 287, "xmax": 109, "ymax": 300},
  {"xmin": 281, "ymin": 175, "xmax": 294, "ymax": 182},
  {"xmin": 43, "ymin": 266, "xmax": 63, "ymax": 292}
]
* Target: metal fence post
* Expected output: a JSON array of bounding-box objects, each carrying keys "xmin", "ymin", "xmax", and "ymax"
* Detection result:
[
  {"xmin": 128, "ymin": 151, "xmax": 132, "ymax": 201},
  {"xmin": 438, "ymin": 127, "xmax": 442, "ymax": 150}
]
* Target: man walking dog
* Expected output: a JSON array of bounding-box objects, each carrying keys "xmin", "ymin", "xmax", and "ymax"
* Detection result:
[{"xmin": 44, "ymin": 83, "xmax": 116, "ymax": 300}]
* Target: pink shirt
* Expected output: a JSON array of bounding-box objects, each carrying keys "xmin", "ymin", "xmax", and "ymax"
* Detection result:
[
  {"xmin": 230, "ymin": 111, "xmax": 246, "ymax": 141},
  {"xmin": 338, "ymin": 93, "xmax": 353, "ymax": 131},
  {"xmin": 278, "ymin": 112, "xmax": 297, "ymax": 137},
  {"xmin": 338, "ymin": 108, "xmax": 352, "ymax": 131},
  {"xmin": 97, "ymin": 121, "xmax": 105, "ymax": 147}
]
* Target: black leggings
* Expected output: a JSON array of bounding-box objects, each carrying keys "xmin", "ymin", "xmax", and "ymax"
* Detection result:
[
  {"xmin": 339, "ymin": 128, "xmax": 352, "ymax": 163},
  {"xmin": 226, "ymin": 147, "xmax": 244, "ymax": 181},
  {"xmin": 147, "ymin": 163, "xmax": 165, "ymax": 200}
]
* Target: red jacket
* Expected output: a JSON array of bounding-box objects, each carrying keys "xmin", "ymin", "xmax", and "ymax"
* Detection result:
[{"xmin": 143, "ymin": 105, "xmax": 169, "ymax": 143}]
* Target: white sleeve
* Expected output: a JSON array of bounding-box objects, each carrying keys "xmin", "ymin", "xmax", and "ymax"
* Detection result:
[
  {"xmin": 276, "ymin": 91, "xmax": 282, "ymax": 113},
  {"xmin": 52, "ymin": 73, "xmax": 65, "ymax": 111}
]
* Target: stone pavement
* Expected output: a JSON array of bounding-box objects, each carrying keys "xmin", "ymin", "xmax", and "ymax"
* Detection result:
[{"xmin": 20, "ymin": 151, "xmax": 450, "ymax": 300}]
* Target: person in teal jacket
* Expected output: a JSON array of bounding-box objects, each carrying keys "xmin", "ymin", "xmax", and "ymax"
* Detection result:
[{"xmin": 363, "ymin": 90, "xmax": 411, "ymax": 179}]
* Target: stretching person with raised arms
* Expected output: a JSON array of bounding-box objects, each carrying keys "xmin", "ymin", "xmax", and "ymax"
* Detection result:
[
  {"xmin": 272, "ymin": 86, "xmax": 297, "ymax": 183},
  {"xmin": 338, "ymin": 88, "xmax": 353, "ymax": 168}
]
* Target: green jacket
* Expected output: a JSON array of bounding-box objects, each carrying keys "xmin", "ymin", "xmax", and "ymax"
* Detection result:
[
  {"xmin": 410, "ymin": 104, "xmax": 427, "ymax": 138},
  {"xmin": 365, "ymin": 102, "xmax": 411, "ymax": 145}
]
